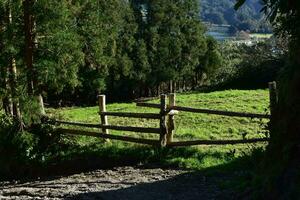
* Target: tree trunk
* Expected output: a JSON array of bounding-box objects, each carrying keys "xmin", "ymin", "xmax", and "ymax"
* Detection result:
[
  {"xmin": 0, "ymin": 49, "xmax": 13, "ymax": 116},
  {"xmin": 37, "ymin": 94, "xmax": 45, "ymax": 115},
  {"xmin": 23, "ymin": 0, "xmax": 35, "ymax": 96},
  {"xmin": 2, "ymin": 67, "xmax": 13, "ymax": 116},
  {"xmin": 23, "ymin": 0, "xmax": 45, "ymax": 116},
  {"xmin": 260, "ymin": 40, "xmax": 300, "ymax": 197},
  {"xmin": 169, "ymin": 80, "xmax": 173, "ymax": 93},
  {"xmin": 8, "ymin": 6, "xmax": 22, "ymax": 121},
  {"xmin": 9, "ymin": 59, "xmax": 21, "ymax": 120},
  {"xmin": 173, "ymin": 81, "xmax": 176, "ymax": 93},
  {"xmin": 157, "ymin": 84, "xmax": 160, "ymax": 96}
]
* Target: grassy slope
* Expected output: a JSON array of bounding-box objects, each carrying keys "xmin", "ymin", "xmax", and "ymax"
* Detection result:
[
  {"xmin": 49, "ymin": 89, "xmax": 269, "ymax": 140},
  {"xmin": 47, "ymin": 89, "xmax": 269, "ymax": 171}
]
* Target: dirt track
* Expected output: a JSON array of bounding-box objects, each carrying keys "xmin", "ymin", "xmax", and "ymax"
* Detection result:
[{"xmin": 0, "ymin": 166, "xmax": 233, "ymax": 200}]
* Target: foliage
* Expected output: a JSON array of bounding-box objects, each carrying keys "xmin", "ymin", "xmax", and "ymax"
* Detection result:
[
  {"xmin": 1, "ymin": 0, "xmax": 223, "ymax": 112},
  {"xmin": 235, "ymin": 0, "xmax": 300, "ymax": 198},
  {"xmin": 200, "ymin": 0, "xmax": 272, "ymax": 33},
  {"xmin": 2, "ymin": 90, "xmax": 268, "ymax": 181},
  {"xmin": 0, "ymin": 114, "xmax": 38, "ymax": 177},
  {"xmin": 212, "ymin": 38, "xmax": 286, "ymax": 89},
  {"xmin": 0, "ymin": 113, "xmax": 63, "ymax": 179}
]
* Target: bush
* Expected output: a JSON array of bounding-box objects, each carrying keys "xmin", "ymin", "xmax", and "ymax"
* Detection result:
[
  {"xmin": 0, "ymin": 115, "xmax": 36, "ymax": 178},
  {"xmin": 212, "ymin": 39, "xmax": 287, "ymax": 90},
  {"xmin": 0, "ymin": 115, "xmax": 61, "ymax": 179}
]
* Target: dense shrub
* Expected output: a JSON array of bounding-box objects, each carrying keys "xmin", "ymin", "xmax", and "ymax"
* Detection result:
[
  {"xmin": 0, "ymin": 115, "xmax": 36, "ymax": 178},
  {"xmin": 0, "ymin": 115, "xmax": 61, "ymax": 179}
]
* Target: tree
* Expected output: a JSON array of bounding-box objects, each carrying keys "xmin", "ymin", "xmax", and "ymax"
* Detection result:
[
  {"xmin": 137, "ymin": 0, "xmax": 207, "ymax": 92},
  {"xmin": 0, "ymin": 0, "xmax": 23, "ymax": 122},
  {"xmin": 236, "ymin": 0, "xmax": 300, "ymax": 198},
  {"xmin": 197, "ymin": 37, "xmax": 222, "ymax": 86},
  {"xmin": 1, "ymin": 0, "xmax": 84, "ymax": 123}
]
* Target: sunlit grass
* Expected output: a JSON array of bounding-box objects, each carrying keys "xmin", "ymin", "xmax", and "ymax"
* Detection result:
[
  {"xmin": 45, "ymin": 89, "xmax": 269, "ymax": 171},
  {"xmin": 48, "ymin": 89, "xmax": 269, "ymax": 141},
  {"xmin": 250, "ymin": 33, "xmax": 273, "ymax": 39}
]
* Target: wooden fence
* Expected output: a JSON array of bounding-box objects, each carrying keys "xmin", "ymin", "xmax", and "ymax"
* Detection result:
[{"xmin": 50, "ymin": 82, "xmax": 277, "ymax": 147}]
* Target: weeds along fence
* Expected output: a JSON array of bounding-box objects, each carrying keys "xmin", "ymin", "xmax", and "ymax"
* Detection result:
[{"xmin": 49, "ymin": 82, "xmax": 277, "ymax": 148}]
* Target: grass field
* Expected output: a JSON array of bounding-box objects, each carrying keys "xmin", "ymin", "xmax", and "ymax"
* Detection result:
[
  {"xmin": 49, "ymin": 89, "xmax": 269, "ymax": 141},
  {"xmin": 250, "ymin": 33, "xmax": 273, "ymax": 39},
  {"xmin": 46, "ymin": 89, "xmax": 269, "ymax": 171}
]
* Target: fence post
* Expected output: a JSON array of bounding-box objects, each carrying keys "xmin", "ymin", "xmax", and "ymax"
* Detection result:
[
  {"xmin": 159, "ymin": 94, "xmax": 167, "ymax": 147},
  {"xmin": 167, "ymin": 93, "xmax": 176, "ymax": 145},
  {"xmin": 98, "ymin": 95, "xmax": 109, "ymax": 141},
  {"xmin": 268, "ymin": 82, "xmax": 278, "ymax": 118}
]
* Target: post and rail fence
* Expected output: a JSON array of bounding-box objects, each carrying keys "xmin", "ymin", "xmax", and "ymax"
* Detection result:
[{"xmin": 48, "ymin": 82, "xmax": 277, "ymax": 147}]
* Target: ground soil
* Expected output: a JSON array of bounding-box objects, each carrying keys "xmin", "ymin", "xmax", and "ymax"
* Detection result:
[{"xmin": 0, "ymin": 166, "xmax": 235, "ymax": 200}]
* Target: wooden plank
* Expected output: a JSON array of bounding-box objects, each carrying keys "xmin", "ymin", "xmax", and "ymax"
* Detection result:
[
  {"xmin": 167, "ymin": 138, "xmax": 269, "ymax": 147},
  {"xmin": 136, "ymin": 102, "xmax": 161, "ymax": 109},
  {"xmin": 167, "ymin": 93, "xmax": 176, "ymax": 144},
  {"xmin": 51, "ymin": 120, "xmax": 160, "ymax": 134},
  {"xmin": 57, "ymin": 128, "xmax": 159, "ymax": 146},
  {"xmin": 100, "ymin": 112, "xmax": 161, "ymax": 119},
  {"xmin": 268, "ymin": 81, "xmax": 278, "ymax": 118},
  {"xmin": 159, "ymin": 94, "xmax": 167, "ymax": 147},
  {"xmin": 98, "ymin": 95, "xmax": 109, "ymax": 139},
  {"xmin": 52, "ymin": 120, "xmax": 100, "ymax": 128},
  {"xmin": 136, "ymin": 102, "xmax": 269, "ymax": 119},
  {"xmin": 171, "ymin": 106, "xmax": 270, "ymax": 119},
  {"xmin": 134, "ymin": 96, "xmax": 159, "ymax": 103},
  {"xmin": 101, "ymin": 125, "xmax": 161, "ymax": 134}
]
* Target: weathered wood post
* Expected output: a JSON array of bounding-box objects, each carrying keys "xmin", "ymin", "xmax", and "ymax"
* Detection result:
[
  {"xmin": 98, "ymin": 95, "xmax": 109, "ymax": 141},
  {"xmin": 167, "ymin": 93, "xmax": 176, "ymax": 145},
  {"xmin": 159, "ymin": 94, "xmax": 167, "ymax": 147},
  {"xmin": 268, "ymin": 81, "xmax": 278, "ymax": 118}
]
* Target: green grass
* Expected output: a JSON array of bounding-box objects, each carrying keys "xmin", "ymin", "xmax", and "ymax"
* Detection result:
[
  {"xmin": 48, "ymin": 89, "xmax": 269, "ymax": 141},
  {"xmin": 46, "ymin": 89, "xmax": 269, "ymax": 171},
  {"xmin": 250, "ymin": 33, "xmax": 273, "ymax": 39}
]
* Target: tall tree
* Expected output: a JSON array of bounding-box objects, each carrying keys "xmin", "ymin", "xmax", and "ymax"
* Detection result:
[
  {"xmin": 236, "ymin": 0, "xmax": 300, "ymax": 198},
  {"xmin": 72, "ymin": 0, "xmax": 127, "ymax": 102},
  {"xmin": 141, "ymin": 0, "xmax": 207, "ymax": 92},
  {"xmin": 0, "ymin": 0, "xmax": 22, "ymax": 121},
  {"xmin": 33, "ymin": 0, "xmax": 83, "ymax": 96}
]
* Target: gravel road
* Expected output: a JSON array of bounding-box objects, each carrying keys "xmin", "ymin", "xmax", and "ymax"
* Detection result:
[{"xmin": 0, "ymin": 166, "xmax": 234, "ymax": 200}]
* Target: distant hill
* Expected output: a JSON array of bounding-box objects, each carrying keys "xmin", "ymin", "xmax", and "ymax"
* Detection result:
[{"xmin": 200, "ymin": 0, "xmax": 272, "ymax": 33}]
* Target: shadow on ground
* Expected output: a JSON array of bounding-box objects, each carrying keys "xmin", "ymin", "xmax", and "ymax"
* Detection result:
[
  {"xmin": 62, "ymin": 168, "xmax": 236, "ymax": 200},
  {"xmin": 0, "ymin": 144, "xmax": 264, "ymax": 200}
]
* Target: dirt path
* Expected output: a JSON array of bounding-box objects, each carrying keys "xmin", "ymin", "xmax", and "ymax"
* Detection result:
[{"xmin": 0, "ymin": 166, "xmax": 233, "ymax": 200}]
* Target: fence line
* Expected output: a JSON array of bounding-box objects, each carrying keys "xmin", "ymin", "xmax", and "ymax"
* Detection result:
[{"xmin": 48, "ymin": 82, "xmax": 277, "ymax": 147}]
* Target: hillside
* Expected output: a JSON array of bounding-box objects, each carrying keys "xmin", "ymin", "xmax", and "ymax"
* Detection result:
[{"xmin": 200, "ymin": 0, "xmax": 272, "ymax": 33}]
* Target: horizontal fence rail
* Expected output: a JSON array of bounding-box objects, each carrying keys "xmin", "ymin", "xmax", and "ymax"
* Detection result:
[
  {"xmin": 172, "ymin": 106, "xmax": 270, "ymax": 119},
  {"xmin": 50, "ymin": 120, "xmax": 161, "ymax": 134},
  {"xmin": 51, "ymin": 120, "xmax": 100, "ymax": 128},
  {"xmin": 100, "ymin": 112, "xmax": 161, "ymax": 119},
  {"xmin": 136, "ymin": 102, "xmax": 270, "ymax": 119},
  {"xmin": 167, "ymin": 138, "xmax": 269, "ymax": 147},
  {"xmin": 101, "ymin": 125, "xmax": 160, "ymax": 134},
  {"xmin": 136, "ymin": 102, "xmax": 161, "ymax": 109},
  {"xmin": 57, "ymin": 128, "xmax": 159, "ymax": 146},
  {"xmin": 134, "ymin": 96, "xmax": 160, "ymax": 103}
]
